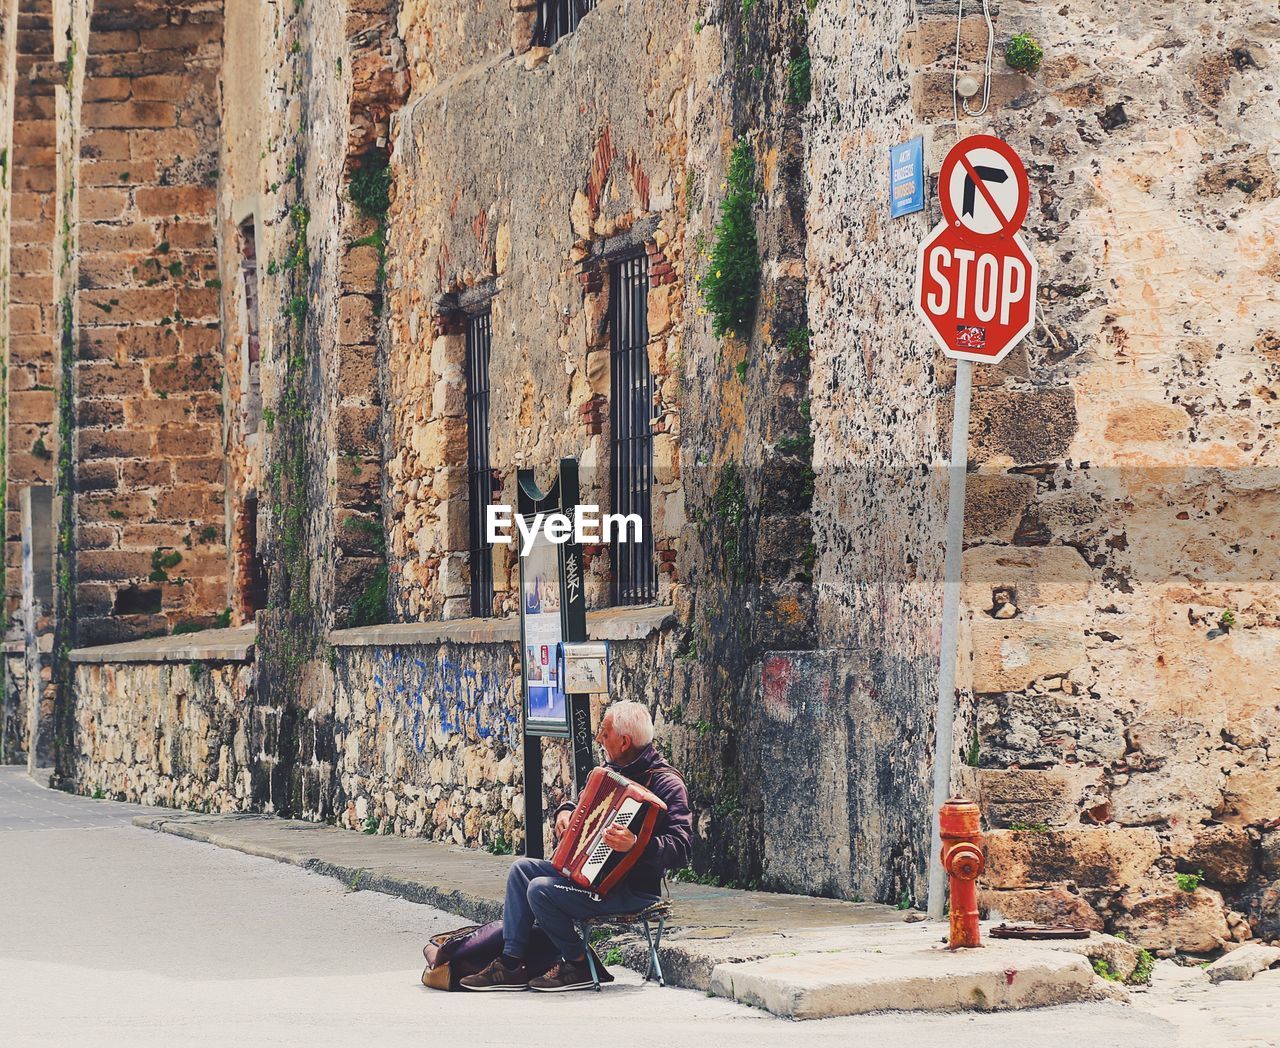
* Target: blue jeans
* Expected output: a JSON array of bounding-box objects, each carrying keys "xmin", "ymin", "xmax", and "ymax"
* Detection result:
[{"xmin": 503, "ymin": 857, "xmax": 661, "ymax": 961}]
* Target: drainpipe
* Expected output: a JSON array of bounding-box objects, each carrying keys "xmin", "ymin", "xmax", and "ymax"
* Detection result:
[{"xmin": 926, "ymin": 358, "xmax": 972, "ymax": 920}]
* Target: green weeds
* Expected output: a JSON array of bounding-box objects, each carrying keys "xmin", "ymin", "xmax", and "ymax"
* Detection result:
[{"xmin": 700, "ymin": 141, "xmax": 760, "ymax": 340}]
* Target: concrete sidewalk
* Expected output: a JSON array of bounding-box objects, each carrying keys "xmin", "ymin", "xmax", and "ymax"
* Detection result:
[{"xmin": 133, "ymin": 809, "xmax": 1115, "ymax": 1018}]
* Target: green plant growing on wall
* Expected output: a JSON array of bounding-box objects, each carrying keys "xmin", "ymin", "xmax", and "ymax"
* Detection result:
[
  {"xmin": 213, "ymin": 607, "xmax": 232, "ymax": 629},
  {"xmin": 1176, "ymin": 869, "xmax": 1203, "ymax": 893},
  {"xmin": 350, "ymin": 564, "xmax": 389, "ymax": 627},
  {"xmin": 485, "ymin": 830, "xmax": 514, "ymax": 855},
  {"xmin": 1218, "ymin": 609, "xmax": 1235, "ymax": 630},
  {"xmin": 700, "ymin": 140, "xmax": 760, "ymax": 340},
  {"xmin": 785, "ymin": 325, "xmax": 811, "ymax": 359},
  {"xmin": 787, "ymin": 48, "xmax": 811, "ymax": 105},
  {"xmin": 713, "ymin": 462, "xmax": 748, "ymax": 581},
  {"xmin": 348, "ymin": 151, "xmax": 392, "ymax": 278},
  {"xmin": 149, "ymin": 548, "xmax": 183, "ymax": 583},
  {"xmin": 1129, "ymin": 949, "xmax": 1155, "ymax": 985},
  {"xmin": 1005, "ymin": 33, "xmax": 1044, "ymax": 75},
  {"xmin": 363, "ymin": 815, "xmax": 379, "ymax": 835},
  {"xmin": 964, "ymin": 727, "xmax": 981, "ymax": 767}
]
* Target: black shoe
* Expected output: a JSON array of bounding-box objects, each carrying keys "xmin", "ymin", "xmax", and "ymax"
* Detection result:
[
  {"xmin": 460, "ymin": 957, "xmax": 529, "ymax": 991},
  {"xmin": 529, "ymin": 957, "xmax": 596, "ymax": 992}
]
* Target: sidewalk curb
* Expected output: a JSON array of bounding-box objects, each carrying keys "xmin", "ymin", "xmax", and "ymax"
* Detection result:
[
  {"xmin": 130, "ymin": 811, "xmax": 1117, "ymax": 1017},
  {"xmin": 132, "ymin": 814, "xmax": 504, "ymax": 924}
]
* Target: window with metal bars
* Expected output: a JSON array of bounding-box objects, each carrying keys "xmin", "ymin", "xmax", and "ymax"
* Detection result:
[
  {"xmin": 610, "ymin": 255, "xmax": 656, "ymax": 606},
  {"xmin": 237, "ymin": 218, "xmax": 262, "ymax": 437},
  {"xmin": 535, "ymin": 0, "xmax": 596, "ymax": 46},
  {"xmin": 466, "ymin": 312, "xmax": 495, "ymax": 618}
]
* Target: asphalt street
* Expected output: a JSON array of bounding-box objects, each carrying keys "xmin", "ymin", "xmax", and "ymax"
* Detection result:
[{"xmin": 0, "ymin": 767, "xmax": 1216, "ymax": 1047}]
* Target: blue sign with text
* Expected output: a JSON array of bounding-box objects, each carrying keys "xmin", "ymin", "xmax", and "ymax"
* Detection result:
[{"xmin": 890, "ymin": 136, "xmax": 925, "ymax": 218}]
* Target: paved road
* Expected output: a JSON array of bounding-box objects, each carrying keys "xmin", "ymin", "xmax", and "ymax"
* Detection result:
[{"xmin": 0, "ymin": 767, "xmax": 1225, "ymax": 1047}]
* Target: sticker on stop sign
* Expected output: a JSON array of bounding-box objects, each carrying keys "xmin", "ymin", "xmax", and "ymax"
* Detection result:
[{"xmin": 915, "ymin": 135, "xmax": 1039, "ymax": 364}]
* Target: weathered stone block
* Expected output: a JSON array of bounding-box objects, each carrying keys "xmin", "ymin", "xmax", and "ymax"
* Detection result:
[
  {"xmin": 83, "ymin": 100, "xmax": 177, "ymax": 129},
  {"xmin": 1206, "ymin": 943, "xmax": 1280, "ymax": 983},
  {"xmin": 339, "ymin": 294, "xmax": 378, "ymax": 344},
  {"xmin": 154, "ymin": 486, "xmax": 221, "ymax": 521},
  {"xmin": 984, "ymin": 828, "xmax": 1159, "ymax": 889},
  {"xmin": 980, "ymin": 887, "xmax": 1104, "ymax": 931},
  {"xmin": 127, "ymin": 128, "xmax": 200, "ymax": 161},
  {"xmin": 78, "ymin": 428, "xmax": 154, "ymax": 460},
  {"xmin": 969, "ymin": 389, "xmax": 1078, "ymax": 465},
  {"xmin": 75, "ymin": 460, "xmax": 120, "ymax": 493},
  {"xmin": 135, "ymin": 185, "xmax": 215, "ymax": 217},
  {"xmin": 977, "ymin": 768, "xmax": 1092, "ymax": 828},
  {"xmin": 77, "ymin": 550, "xmax": 154, "ymax": 582},
  {"xmin": 339, "ymin": 244, "xmax": 382, "ymax": 288},
  {"xmin": 337, "ymin": 406, "xmax": 381, "ymax": 455},
  {"xmin": 971, "ymin": 617, "xmax": 1087, "ymax": 693},
  {"xmin": 914, "ymin": 71, "xmax": 1033, "ymax": 121},
  {"xmin": 1110, "ymin": 764, "xmax": 1224, "ymax": 829},
  {"xmin": 1112, "ymin": 885, "xmax": 1230, "ymax": 952},
  {"xmin": 123, "ymin": 460, "xmax": 174, "ymax": 487},
  {"xmin": 1103, "ymin": 402, "xmax": 1187, "ymax": 443},
  {"xmin": 155, "ymin": 424, "xmax": 219, "ymax": 458},
  {"xmin": 80, "ymin": 128, "xmax": 132, "ymax": 160},
  {"xmin": 1222, "ymin": 763, "xmax": 1280, "ymax": 826},
  {"xmin": 77, "ymin": 362, "xmax": 146, "ymax": 398}
]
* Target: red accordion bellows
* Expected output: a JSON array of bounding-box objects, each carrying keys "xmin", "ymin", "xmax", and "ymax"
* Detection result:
[{"xmin": 551, "ymin": 767, "xmax": 667, "ymax": 896}]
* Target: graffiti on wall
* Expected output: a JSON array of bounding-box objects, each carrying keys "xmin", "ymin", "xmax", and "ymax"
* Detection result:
[{"xmin": 369, "ymin": 649, "xmax": 520, "ymax": 753}]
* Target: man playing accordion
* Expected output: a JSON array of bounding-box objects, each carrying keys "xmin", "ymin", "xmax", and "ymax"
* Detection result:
[{"xmin": 461, "ymin": 700, "xmax": 691, "ymax": 992}]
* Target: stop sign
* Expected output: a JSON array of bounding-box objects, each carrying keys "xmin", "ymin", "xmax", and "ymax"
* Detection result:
[
  {"xmin": 914, "ymin": 135, "xmax": 1039, "ymax": 364},
  {"xmin": 915, "ymin": 223, "xmax": 1037, "ymax": 363}
]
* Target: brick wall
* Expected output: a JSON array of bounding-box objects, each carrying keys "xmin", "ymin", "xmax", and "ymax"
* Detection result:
[
  {"xmin": 73, "ymin": 0, "xmax": 226, "ymax": 644},
  {"xmin": 5, "ymin": 0, "xmax": 56, "ymax": 622}
]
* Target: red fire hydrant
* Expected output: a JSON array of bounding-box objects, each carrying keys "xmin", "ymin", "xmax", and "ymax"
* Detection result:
[{"xmin": 939, "ymin": 796, "xmax": 985, "ymax": 949}]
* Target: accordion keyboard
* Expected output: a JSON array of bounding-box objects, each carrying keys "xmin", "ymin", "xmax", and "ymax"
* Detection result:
[{"xmin": 580, "ymin": 798, "xmax": 642, "ymax": 883}]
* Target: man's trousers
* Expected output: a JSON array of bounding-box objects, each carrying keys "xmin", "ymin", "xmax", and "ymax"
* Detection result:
[{"xmin": 503, "ymin": 857, "xmax": 661, "ymax": 961}]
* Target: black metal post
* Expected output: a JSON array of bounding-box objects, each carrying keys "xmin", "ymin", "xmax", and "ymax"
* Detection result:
[{"xmin": 517, "ymin": 458, "xmax": 595, "ymax": 858}]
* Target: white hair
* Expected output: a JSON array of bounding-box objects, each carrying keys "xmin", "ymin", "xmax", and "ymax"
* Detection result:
[{"xmin": 605, "ymin": 700, "xmax": 654, "ymax": 747}]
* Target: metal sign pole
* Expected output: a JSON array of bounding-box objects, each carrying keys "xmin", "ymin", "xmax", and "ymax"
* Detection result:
[
  {"xmin": 517, "ymin": 458, "xmax": 594, "ymax": 859},
  {"xmin": 926, "ymin": 358, "xmax": 972, "ymax": 920},
  {"xmin": 556, "ymin": 460, "xmax": 594, "ymax": 792}
]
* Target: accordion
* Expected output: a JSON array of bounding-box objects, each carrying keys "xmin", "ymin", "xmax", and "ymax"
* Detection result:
[{"xmin": 551, "ymin": 766, "xmax": 667, "ymax": 896}]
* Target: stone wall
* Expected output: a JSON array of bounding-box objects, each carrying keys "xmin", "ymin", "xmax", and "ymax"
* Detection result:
[
  {"xmin": 70, "ymin": 643, "xmax": 254, "ymax": 809},
  {"xmin": 7, "ymin": 0, "xmax": 1280, "ymax": 953},
  {"xmin": 330, "ymin": 610, "xmax": 678, "ymax": 853},
  {"xmin": 383, "ymin": 0, "xmax": 690, "ymax": 622},
  {"xmin": 927, "ymin": 0, "xmax": 1279, "ymax": 948}
]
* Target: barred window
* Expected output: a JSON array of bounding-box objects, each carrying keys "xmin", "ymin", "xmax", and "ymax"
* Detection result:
[
  {"xmin": 237, "ymin": 218, "xmax": 262, "ymax": 437},
  {"xmin": 610, "ymin": 254, "xmax": 655, "ymax": 606},
  {"xmin": 466, "ymin": 312, "xmax": 495, "ymax": 617},
  {"xmin": 536, "ymin": 0, "xmax": 596, "ymax": 47}
]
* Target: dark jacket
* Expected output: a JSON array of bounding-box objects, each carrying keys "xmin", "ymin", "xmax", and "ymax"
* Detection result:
[{"xmin": 556, "ymin": 743, "xmax": 692, "ymax": 897}]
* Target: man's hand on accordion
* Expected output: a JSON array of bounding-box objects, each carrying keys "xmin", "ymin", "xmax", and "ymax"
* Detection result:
[
  {"xmin": 554, "ymin": 809, "xmax": 572, "ymax": 839},
  {"xmin": 601, "ymin": 825, "xmax": 637, "ymax": 852}
]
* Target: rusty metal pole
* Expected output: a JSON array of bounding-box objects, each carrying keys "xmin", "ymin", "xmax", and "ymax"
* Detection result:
[{"xmin": 939, "ymin": 797, "xmax": 984, "ymax": 948}]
